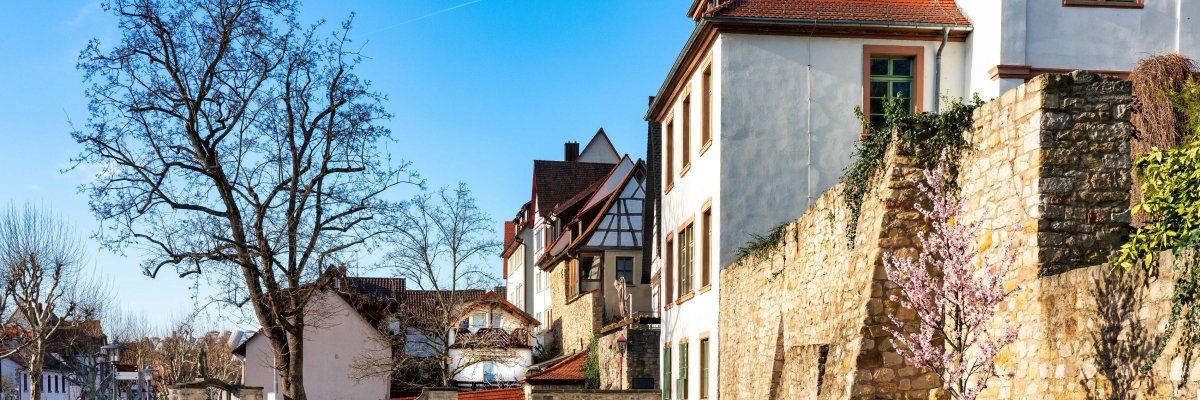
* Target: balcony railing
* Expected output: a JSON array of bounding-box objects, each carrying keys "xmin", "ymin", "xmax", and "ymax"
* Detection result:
[{"xmin": 451, "ymin": 328, "xmax": 533, "ymax": 349}]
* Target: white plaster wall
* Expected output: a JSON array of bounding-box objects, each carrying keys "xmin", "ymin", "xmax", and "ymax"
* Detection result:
[
  {"xmin": 240, "ymin": 291, "xmax": 390, "ymax": 400},
  {"xmin": 717, "ymin": 33, "xmax": 965, "ymax": 269},
  {"xmin": 506, "ymin": 242, "xmax": 528, "ymax": 312},
  {"xmin": 1024, "ymin": 0, "xmax": 1192, "ymax": 71},
  {"xmin": 958, "ymin": 0, "xmax": 1005, "ymax": 99},
  {"xmin": 448, "ymin": 349, "xmax": 532, "ymax": 383},
  {"xmin": 656, "ymin": 32, "xmax": 969, "ymax": 400},
  {"xmin": 657, "ymin": 35, "xmax": 724, "ymax": 400}
]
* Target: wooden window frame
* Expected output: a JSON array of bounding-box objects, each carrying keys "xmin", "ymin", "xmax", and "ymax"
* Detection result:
[
  {"xmin": 699, "ymin": 199, "xmax": 713, "ymax": 293},
  {"xmin": 700, "ymin": 63, "xmax": 713, "ymax": 154},
  {"xmin": 862, "ymin": 45, "xmax": 925, "ymax": 134},
  {"xmin": 676, "ymin": 216, "xmax": 696, "ymax": 304},
  {"xmin": 678, "ymin": 338, "xmax": 690, "ymax": 400},
  {"xmin": 665, "ymin": 116, "xmax": 675, "ymax": 193},
  {"xmin": 664, "ymin": 236, "xmax": 675, "ymax": 309},
  {"xmin": 1062, "ymin": 0, "xmax": 1143, "ymax": 8},
  {"xmin": 699, "ymin": 333, "xmax": 710, "ymax": 399},
  {"xmin": 681, "ymin": 91, "xmax": 692, "ymax": 177}
]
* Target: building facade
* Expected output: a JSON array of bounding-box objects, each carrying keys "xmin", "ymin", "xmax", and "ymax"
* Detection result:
[{"xmin": 646, "ymin": 1, "xmax": 1200, "ymax": 399}]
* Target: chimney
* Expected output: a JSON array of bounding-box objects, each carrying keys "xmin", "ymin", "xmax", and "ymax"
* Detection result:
[{"xmin": 564, "ymin": 142, "xmax": 580, "ymax": 162}]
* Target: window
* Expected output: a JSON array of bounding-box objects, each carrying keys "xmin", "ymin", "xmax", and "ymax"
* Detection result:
[
  {"xmin": 678, "ymin": 341, "xmax": 689, "ymax": 400},
  {"xmin": 483, "ymin": 362, "xmax": 496, "ymax": 382},
  {"xmin": 470, "ymin": 312, "xmax": 487, "ymax": 331},
  {"xmin": 578, "ymin": 253, "xmax": 602, "ymax": 294},
  {"xmin": 701, "ymin": 207, "xmax": 711, "ymax": 288},
  {"xmin": 534, "ymin": 226, "xmax": 545, "ymax": 255},
  {"xmin": 492, "ymin": 313, "xmax": 503, "ymax": 328},
  {"xmin": 663, "ymin": 346, "xmax": 672, "ymax": 399},
  {"xmin": 681, "ymin": 94, "xmax": 692, "ymax": 172},
  {"xmin": 1063, "ymin": 0, "xmax": 1142, "ymax": 7},
  {"xmin": 678, "ymin": 223, "xmax": 694, "ymax": 297},
  {"xmin": 665, "ymin": 119, "xmax": 675, "ymax": 189},
  {"xmin": 616, "ymin": 257, "xmax": 634, "ymax": 284},
  {"xmin": 862, "ymin": 46, "xmax": 924, "ymax": 131},
  {"xmin": 701, "ymin": 65, "xmax": 712, "ymax": 149},
  {"xmin": 868, "ymin": 56, "xmax": 915, "ymax": 127},
  {"xmin": 665, "ymin": 238, "xmax": 674, "ymax": 304},
  {"xmin": 700, "ymin": 338, "xmax": 710, "ymax": 398}
]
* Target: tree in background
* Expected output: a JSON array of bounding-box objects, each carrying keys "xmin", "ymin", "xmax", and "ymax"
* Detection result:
[
  {"xmin": 0, "ymin": 204, "xmax": 93, "ymax": 400},
  {"xmin": 883, "ymin": 158, "xmax": 1018, "ymax": 400},
  {"xmin": 125, "ymin": 321, "xmax": 241, "ymax": 399},
  {"xmin": 74, "ymin": 0, "xmax": 417, "ymax": 398},
  {"xmin": 352, "ymin": 184, "xmax": 505, "ymax": 389}
]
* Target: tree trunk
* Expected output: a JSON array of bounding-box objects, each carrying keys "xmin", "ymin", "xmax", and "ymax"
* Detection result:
[
  {"xmin": 28, "ymin": 347, "xmax": 42, "ymax": 400},
  {"xmin": 274, "ymin": 329, "xmax": 306, "ymax": 400}
]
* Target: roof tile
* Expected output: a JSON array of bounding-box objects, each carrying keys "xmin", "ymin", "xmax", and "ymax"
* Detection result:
[{"xmin": 702, "ymin": 0, "xmax": 971, "ymax": 26}]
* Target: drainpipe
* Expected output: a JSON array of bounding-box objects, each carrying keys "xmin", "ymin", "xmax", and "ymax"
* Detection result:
[{"xmin": 934, "ymin": 27, "xmax": 949, "ymax": 112}]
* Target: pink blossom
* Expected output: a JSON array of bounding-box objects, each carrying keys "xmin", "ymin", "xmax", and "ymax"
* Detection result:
[{"xmin": 883, "ymin": 155, "xmax": 1019, "ymax": 400}]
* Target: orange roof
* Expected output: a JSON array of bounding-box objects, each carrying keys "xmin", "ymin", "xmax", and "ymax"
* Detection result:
[
  {"xmin": 525, "ymin": 350, "xmax": 588, "ymax": 384},
  {"xmin": 389, "ymin": 388, "xmax": 523, "ymax": 400},
  {"xmin": 692, "ymin": 0, "xmax": 970, "ymax": 26},
  {"xmin": 459, "ymin": 388, "xmax": 524, "ymax": 400}
]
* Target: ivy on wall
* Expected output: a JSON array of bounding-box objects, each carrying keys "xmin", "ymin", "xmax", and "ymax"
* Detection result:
[
  {"xmin": 582, "ymin": 337, "xmax": 600, "ymax": 389},
  {"xmin": 1113, "ymin": 77, "xmax": 1200, "ymax": 374},
  {"xmin": 842, "ymin": 95, "xmax": 984, "ymax": 242}
]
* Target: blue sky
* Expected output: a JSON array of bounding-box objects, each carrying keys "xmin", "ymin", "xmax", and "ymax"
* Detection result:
[{"xmin": 0, "ymin": 1, "xmax": 694, "ymax": 329}]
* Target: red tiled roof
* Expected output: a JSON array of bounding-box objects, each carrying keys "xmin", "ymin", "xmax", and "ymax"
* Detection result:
[
  {"xmin": 459, "ymin": 388, "xmax": 524, "ymax": 400},
  {"xmin": 343, "ymin": 276, "xmax": 407, "ymax": 299},
  {"xmin": 532, "ymin": 160, "xmax": 615, "ymax": 219},
  {"xmin": 401, "ymin": 290, "xmax": 489, "ymax": 327},
  {"xmin": 525, "ymin": 350, "xmax": 588, "ymax": 384},
  {"xmin": 696, "ymin": 0, "xmax": 970, "ymax": 27}
]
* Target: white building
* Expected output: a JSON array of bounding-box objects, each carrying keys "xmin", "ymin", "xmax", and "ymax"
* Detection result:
[
  {"xmin": 446, "ymin": 292, "xmax": 539, "ymax": 388},
  {"xmin": 647, "ymin": 1, "xmax": 1200, "ymax": 399}
]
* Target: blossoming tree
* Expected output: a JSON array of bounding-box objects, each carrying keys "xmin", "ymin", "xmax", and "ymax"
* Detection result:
[{"xmin": 883, "ymin": 158, "xmax": 1019, "ymax": 400}]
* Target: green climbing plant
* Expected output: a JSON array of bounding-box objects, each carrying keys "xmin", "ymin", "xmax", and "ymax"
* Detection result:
[
  {"xmin": 582, "ymin": 337, "xmax": 600, "ymax": 389},
  {"xmin": 1113, "ymin": 78, "xmax": 1200, "ymax": 374},
  {"xmin": 842, "ymin": 95, "xmax": 984, "ymax": 242}
]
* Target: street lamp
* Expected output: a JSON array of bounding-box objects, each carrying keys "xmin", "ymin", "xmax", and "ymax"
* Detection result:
[{"xmin": 100, "ymin": 343, "xmax": 127, "ymax": 400}]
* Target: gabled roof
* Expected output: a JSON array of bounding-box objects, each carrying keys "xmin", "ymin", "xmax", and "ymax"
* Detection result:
[
  {"xmin": 525, "ymin": 350, "xmax": 588, "ymax": 385},
  {"xmin": 689, "ymin": 0, "xmax": 970, "ymax": 26},
  {"xmin": 456, "ymin": 292, "xmax": 539, "ymax": 327},
  {"xmin": 401, "ymin": 289, "xmax": 490, "ymax": 328},
  {"xmin": 577, "ymin": 128, "xmax": 621, "ymax": 164},
  {"xmin": 539, "ymin": 157, "xmax": 645, "ymax": 268},
  {"xmin": 532, "ymin": 160, "xmax": 616, "ymax": 219}
]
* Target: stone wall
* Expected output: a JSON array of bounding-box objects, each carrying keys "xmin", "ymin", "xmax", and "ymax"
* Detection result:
[
  {"xmin": 719, "ymin": 143, "xmax": 938, "ymax": 399},
  {"xmin": 548, "ymin": 260, "xmax": 603, "ymax": 356},
  {"xmin": 598, "ymin": 324, "xmax": 660, "ymax": 390},
  {"xmin": 718, "ymin": 71, "xmax": 1194, "ymax": 399}
]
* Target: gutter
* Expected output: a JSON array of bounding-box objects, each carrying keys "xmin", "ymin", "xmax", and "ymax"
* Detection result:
[
  {"xmin": 934, "ymin": 27, "xmax": 950, "ymax": 112},
  {"xmin": 644, "ymin": 17, "xmax": 973, "ymax": 121}
]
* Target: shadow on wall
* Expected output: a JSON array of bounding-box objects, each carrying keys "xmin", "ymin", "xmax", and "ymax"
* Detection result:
[{"xmin": 1081, "ymin": 270, "xmax": 1159, "ymax": 399}]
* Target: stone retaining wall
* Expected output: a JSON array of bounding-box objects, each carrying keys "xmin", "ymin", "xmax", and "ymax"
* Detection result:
[
  {"xmin": 598, "ymin": 324, "xmax": 660, "ymax": 390},
  {"xmin": 719, "ymin": 71, "xmax": 1195, "ymax": 399}
]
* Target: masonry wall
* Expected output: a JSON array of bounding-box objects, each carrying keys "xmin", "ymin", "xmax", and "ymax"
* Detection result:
[
  {"xmin": 598, "ymin": 325, "xmax": 660, "ymax": 390},
  {"xmin": 719, "ymin": 71, "xmax": 1197, "ymax": 399},
  {"xmin": 548, "ymin": 259, "xmax": 603, "ymax": 356}
]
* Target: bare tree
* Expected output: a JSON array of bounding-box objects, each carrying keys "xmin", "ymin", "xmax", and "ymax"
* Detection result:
[
  {"xmin": 54, "ymin": 276, "xmax": 115, "ymax": 400},
  {"xmin": 123, "ymin": 321, "xmax": 241, "ymax": 399},
  {"xmin": 0, "ymin": 205, "xmax": 88, "ymax": 400},
  {"xmin": 73, "ymin": 1, "xmax": 417, "ymax": 398},
  {"xmin": 353, "ymin": 184, "xmax": 506, "ymax": 389}
]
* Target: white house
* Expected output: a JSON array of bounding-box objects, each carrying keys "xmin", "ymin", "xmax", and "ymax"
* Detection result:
[
  {"xmin": 446, "ymin": 292, "xmax": 538, "ymax": 389},
  {"xmin": 234, "ymin": 276, "xmax": 400, "ymax": 400},
  {"xmin": 647, "ymin": 1, "xmax": 1200, "ymax": 399}
]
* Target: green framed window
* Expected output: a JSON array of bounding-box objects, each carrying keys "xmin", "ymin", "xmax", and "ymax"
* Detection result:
[
  {"xmin": 678, "ymin": 342, "xmax": 689, "ymax": 399},
  {"xmin": 664, "ymin": 347, "xmax": 672, "ymax": 399},
  {"xmin": 868, "ymin": 56, "xmax": 915, "ymax": 127}
]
